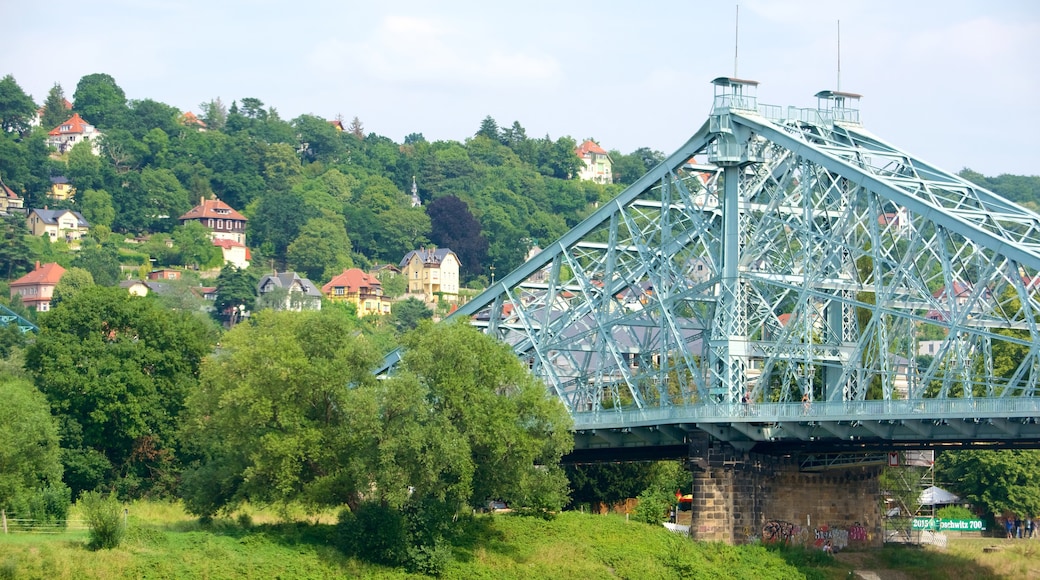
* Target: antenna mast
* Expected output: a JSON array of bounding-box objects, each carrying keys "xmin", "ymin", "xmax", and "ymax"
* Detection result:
[
  {"xmin": 734, "ymin": 5, "xmax": 740, "ymax": 77},
  {"xmin": 837, "ymin": 20, "xmax": 841, "ymax": 91}
]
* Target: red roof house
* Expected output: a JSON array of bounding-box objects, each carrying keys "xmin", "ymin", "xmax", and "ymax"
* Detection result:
[{"xmin": 10, "ymin": 262, "xmax": 65, "ymax": 312}]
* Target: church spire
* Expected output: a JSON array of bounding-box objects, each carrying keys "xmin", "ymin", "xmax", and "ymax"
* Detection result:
[{"xmin": 410, "ymin": 176, "xmax": 421, "ymax": 207}]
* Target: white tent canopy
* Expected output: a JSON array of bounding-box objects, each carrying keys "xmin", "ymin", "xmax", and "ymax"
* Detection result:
[{"xmin": 919, "ymin": 486, "xmax": 960, "ymax": 506}]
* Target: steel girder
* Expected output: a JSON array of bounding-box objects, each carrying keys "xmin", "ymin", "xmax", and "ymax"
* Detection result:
[
  {"xmin": 382, "ymin": 93, "xmax": 1040, "ymax": 449},
  {"xmin": 0, "ymin": 303, "xmax": 37, "ymax": 333}
]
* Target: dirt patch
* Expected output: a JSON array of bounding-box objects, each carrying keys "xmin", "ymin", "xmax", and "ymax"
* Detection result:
[{"xmin": 835, "ymin": 551, "xmax": 912, "ymax": 580}]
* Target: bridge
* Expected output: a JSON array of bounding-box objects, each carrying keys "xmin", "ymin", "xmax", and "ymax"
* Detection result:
[
  {"xmin": 385, "ymin": 77, "xmax": 1040, "ymax": 464},
  {"xmin": 0, "ymin": 303, "xmax": 37, "ymax": 333}
]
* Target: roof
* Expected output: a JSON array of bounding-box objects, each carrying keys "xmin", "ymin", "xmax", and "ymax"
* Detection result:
[
  {"xmin": 1, "ymin": 180, "xmax": 18, "ymax": 200},
  {"xmin": 48, "ymin": 113, "xmax": 94, "ymax": 136},
  {"xmin": 399, "ymin": 248, "xmax": 457, "ymax": 269},
  {"xmin": 815, "ymin": 90, "xmax": 863, "ymax": 100},
  {"xmin": 179, "ymin": 197, "xmax": 247, "ymax": 222},
  {"xmin": 710, "ymin": 76, "xmax": 759, "ymax": 87},
  {"xmin": 49, "ymin": 176, "xmax": 70, "ymax": 185},
  {"xmin": 180, "ymin": 111, "xmax": 207, "ymax": 128},
  {"xmin": 576, "ymin": 140, "xmax": 608, "ymax": 157},
  {"xmin": 258, "ymin": 272, "xmax": 322, "ymax": 298},
  {"xmin": 212, "ymin": 238, "xmax": 252, "ymax": 260},
  {"xmin": 322, "ymin": 268, "xmax": 382, "ymax": 293},
  {"xmin": 29, "ymin": 208, "xmax": 90, "ymax": 227},
  {"xmin": 919, "ymin": 486, "xmax": 960, "ymax": 506},
  {"xmin": 11, "ymin": 262, "xmax": 65, "ymax": 287}
]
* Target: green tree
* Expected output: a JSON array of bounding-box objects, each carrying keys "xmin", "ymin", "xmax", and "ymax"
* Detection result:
[
  {"xmin": 180, "ymin": 316, "xmax": 572, "ymax": 517},
  {"xmin": 475, "ymin": 115, "xmax": 500, "ymax": 141},
  {"xmin": 390, "ymin": 297, "xmax": 432, "ymax": 333},
  {"xmin": 50, "ymin": 266, "xmax": 95, "ymax": 307},
  {"xmin": 0, "ymin": 75, "xmax": 37, "ymax": 135},
  {"xmin": 198, "ymin": 97, "xmax": 227, "ymax": 131},
  {"xmin": 212, "ymin": 264, "xmax": 259, "ymax": 325},
  {"xmin": 72, "ymin": 73, "xmax": 127, "ymax": 129},
  {"xmin": 0, "ymin": 213, "xmax": 34, "ymax": 279},
  {"xmin": 937, "ymin": 450, "xmax": 1040, "ymax": 519},
  {"xmin": 71, "ymin": 238, "xmax": 122, "ymax": 287},
  {"xmin": 25, "ymin": 286, "xmax": 216, "ymax": 497},
  {"xmin": 0, "ymin": 376, "xmax": 65, "ymax": 514},
  {"xmin": 171, "ymin": 221, "xmax": 221, "ymax": 270},
  {"xmin": 80, "ymin": 189, "xmax": 115, "ymax": 228},
  {"xmin": 286, "ymin": 216, "xmax": 353, "ymax": 282},
  {"xmin": 40, "ymin": 83, "xmax": 71, "ymax": 130}
]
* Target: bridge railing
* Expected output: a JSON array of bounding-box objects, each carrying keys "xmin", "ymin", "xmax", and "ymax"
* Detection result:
[{"xmin": 572, "ymin": 397, "xmax": 1040, "ymax": 430}]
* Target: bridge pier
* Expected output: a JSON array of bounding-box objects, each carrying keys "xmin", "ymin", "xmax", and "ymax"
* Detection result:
[{"xmin": 687, "ymin": 438, "xmax": 882, "ymax": 548}]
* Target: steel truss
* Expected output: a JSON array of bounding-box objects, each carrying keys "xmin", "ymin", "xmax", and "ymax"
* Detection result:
[{"xmin": 386, "ymin": 80, "xmax": 1040, "ymax": 451}]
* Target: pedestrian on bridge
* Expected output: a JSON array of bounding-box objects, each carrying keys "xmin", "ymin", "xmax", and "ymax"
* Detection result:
[{"xmin": 802, "ymin": 393, "xmax": 811, "ymax": 414}]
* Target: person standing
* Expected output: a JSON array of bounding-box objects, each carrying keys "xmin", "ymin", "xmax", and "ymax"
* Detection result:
[{"xmin": 1006, "ymin": 516, "xmax": 1015, "ymax": 539}]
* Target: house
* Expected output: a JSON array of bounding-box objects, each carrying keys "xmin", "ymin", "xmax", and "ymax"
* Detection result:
[
  {"xmin": 878, "ymin": 207, "xmax": 912, "ymax": 237},
  {"xmin": 178, "ymin": 197, "xmax": 248, "ymax": 245},
  {"xmin": 31, "ymin": 98, "xmax": 72, "ymax": 128},
  {"xmin": 46, "ymin": 113, "xmax": 102, "ymax": 154},
  {"xmin": 322, "ymin": 268, "xmax": 392, "ymax": 316},
  {"xmin": 49, "ymin": 176, "xmax": 75, "ymax": 201},
  {"xmin": 119, "ymin": 280, "xmax": 151, "ymax": 297},
  {"xmin": 192, "ymin": 286, "xmax": 218, "ymax": 301},
  {"xmin": 399, "ymin": 247, "xmax": 460, "ymax": 303},
  {"xmin": 0, "ymin": 179, "xmax": 24, "ymax": 214},
  {"xmin": 27, "ymin": 208, "xmax": 90, "ymax": 242},
  {"xmin": 257, "ymin": 271, "xmax": 322, "ymax": 311},
  {"xmin": 179, "ymin": 111, "xmax": 207, "ymax": 131},
  {"xmin": 575, "ymin": 140, "xmax": 613, "ymax": 184},
  {"xmin": 10, "ymin": 262, "xmax": 65, "ymax": 312},
  {"xmin": 148, "ymin": 269, "xmax": 181, "ymax": 281},
  {"xmin": 329, "ymin": 119, "xmax": 345, "ymax": 131},
  {"xmin": 212, "ymin": 238, "xmax": 251, "ymax": 269}
]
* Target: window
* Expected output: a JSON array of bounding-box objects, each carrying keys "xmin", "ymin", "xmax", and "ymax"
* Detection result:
[
  {"xmin": 217, "ymin": 219, "xmax": 224, "ymax": 230},
  {"xmin": 335, "ymin": 287, "xmax": 344, "ymax": 296},
  {"xmin": 208, "ymin": 219, "xmax": 214, "ymax": 227}
]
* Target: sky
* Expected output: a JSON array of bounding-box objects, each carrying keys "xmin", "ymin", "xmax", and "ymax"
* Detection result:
[{"xmin": 2, "ymin": 1, "xmax": 1038, "ymax": 176}]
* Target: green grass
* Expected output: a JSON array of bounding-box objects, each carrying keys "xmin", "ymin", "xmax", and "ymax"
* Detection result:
[{"xmin": 6, "ymin": 502, "xmax": 1025, "ymax": 579}]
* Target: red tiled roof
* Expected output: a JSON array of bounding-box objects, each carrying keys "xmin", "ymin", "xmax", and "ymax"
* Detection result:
[
  {"xmin": 211, "ymin": 238, "xmax": 245, "ymax": 248},
  {"xmin": 180, "ymin": 111, "xmax": 207, "ymax": 128},
  {"xmin": 1, "ymin": 181, "xmax": 18, "ymax": 199},
  {"xmin": 576, "ymin": 140, "xmax": 608, "ymax": 157},
  {"xmin": 48, "ymin": 113, "xmax": 93, "ymax": 136},
  {"xmin": 11, "ymin": 262, "xmax": 65, "ymax": 287},
  {"xmin": 322, "ymin": 268, "xmax": 382, "ymax": 293},
  {"xmin": 179, "ymin": 198, "xmax": 247, "ymax": 221}
]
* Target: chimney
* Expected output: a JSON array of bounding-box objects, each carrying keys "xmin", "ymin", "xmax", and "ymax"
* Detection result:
[{"xmin": 35, "ymin": 261, "xmax": 40, "ymax": 270}]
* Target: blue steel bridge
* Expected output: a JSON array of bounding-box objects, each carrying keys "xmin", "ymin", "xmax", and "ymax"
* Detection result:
[{"xmin": 383, "ymin": 78, "xmax": 1040, "ymax": 461}]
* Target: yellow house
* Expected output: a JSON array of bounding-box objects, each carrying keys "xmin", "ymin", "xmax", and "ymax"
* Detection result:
[
  {"xmin": 321, "ymin": 268, "xmax": 392, "ymax": 316},
  {"xmin": 27, "ymin": 208, "xmax": 90, "ymax": 242},
  {"xmin": 575, "ymin": 140, "xmax": 613, "ymax": 184},
  {"xmin": 49, "ymin": 176, "xmax": 75, "ymax": 201},
  {"xmin": 399, "ymin": 247, "xmax": 460, "ymax": 303}
]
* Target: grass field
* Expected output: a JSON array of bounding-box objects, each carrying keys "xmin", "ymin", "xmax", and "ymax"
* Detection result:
[{"xmin": 0, "ymin": 502, "xmax": 1031, "ymax": 579}]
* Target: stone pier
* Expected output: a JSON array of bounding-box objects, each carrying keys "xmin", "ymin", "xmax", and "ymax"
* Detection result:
[{"xmin": 687, "ymin": 437, "xmax": 882, "ymax": 547}]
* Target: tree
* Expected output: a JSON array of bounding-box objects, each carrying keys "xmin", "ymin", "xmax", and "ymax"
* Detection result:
[
  {"xmin": 25, "ymin": 286, "xmax": 216, "ymax": 497},
  {"xmin": 0, "ymin": 75, "xmax": 37, "ymax": 135},
  {"xmin": 286, "ymin": 216, "xmax": 353, "ymax": 282},
  {"xmin": 348, "ymin": 116, "xmax": 364, "ymax": 140},
  {"xmin": 41, "ymin": 83, "xmax": 71, "ymax": 130},
  {"xmin": 71, "ymin": 238, "xmax": 121, "ymax": 287},
  {"xmin": 199, "ymin": 97, "xmax": 228, "ymax": 131},
  {"xmin": 72, "ymin": 73, "xmax": 127, "ymax": 129},
  {"xmin": 390, "ymin": 297, "xmax": 432, "ymax": 333},
  {"xmin": 937, "ymin": 450, "xmax": 1040, "ymax": 519},
  {"xmin": 80, "ymin": 189, "xmax": 115, "ymax": 228},
  {"xmin": 475, "ymin": 115, "xmax": 500, "ymax": 141},
  {"xmin": 0, "ymin": 213, "xmax": 34, "ymax": 279},
  {"xmin": 0, "ymin": 376, "xmax": 65, "ymax": 515},
  {"xmin": 212, "ymin": 264, "xmax": 259, "ymax": 325},
  {"xmin": 426, "ymin": 195, "xmax": 488, "ymax": 277},
  {"xmin": 179, "ymin": 316, "xmax": 572, "ymax": 517},
  {"xmin": 171, "ymin": 221, "xmax": 221, "ymax": 270},
  {"xmin": 50, "ymin": 266, "xmax": 94, "ymax": 307}
]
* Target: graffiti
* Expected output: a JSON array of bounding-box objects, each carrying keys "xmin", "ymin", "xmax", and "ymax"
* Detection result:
[
  {"xmin": 762, "ymin": 520, "xmax": 796, "ymax": 544},
  {"xmin": 849, "ymin": 522, "xmax": 868, "ymax": 542}
]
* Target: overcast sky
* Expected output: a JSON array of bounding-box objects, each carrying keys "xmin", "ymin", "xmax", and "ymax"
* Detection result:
[{"xmin": 2, "ymin": 1, "xmax": 1038, "ymax": 176}]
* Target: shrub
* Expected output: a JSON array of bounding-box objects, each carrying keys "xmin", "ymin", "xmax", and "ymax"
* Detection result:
[
  {"xmin": 337, "ymin": 502, "xmax": 408, "ymax": 566},
  {"xmin": 6, "ymin": 484, "xmax": 71, "ymax": 530},
  {"xmin": 79, "ymin": 491, "xmax": 125, "ymax": 550}
]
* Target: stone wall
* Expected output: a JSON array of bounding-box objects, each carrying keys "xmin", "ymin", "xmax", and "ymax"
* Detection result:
[{"xmin": 688, "ymin": 438, "xmax": 882, "ymax": 548}]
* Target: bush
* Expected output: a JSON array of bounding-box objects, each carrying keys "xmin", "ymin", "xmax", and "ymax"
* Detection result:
[
  {"xmin": 79, "ymin": 491, "xmax": 125, "ymax": 550},
  {"xmin": 336, "ymin": 502, "xmax": 408, "ymax": 566},
  {"xmin": 6, "ymin": 484, "xmax": 71, "ymax": 529}
]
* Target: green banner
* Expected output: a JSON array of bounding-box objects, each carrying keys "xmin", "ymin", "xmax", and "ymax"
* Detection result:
[{"xmin": 911, "ymin": 518, "xmax": 986, "ymax": 531}]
